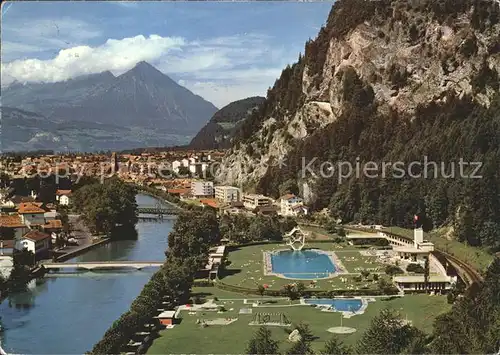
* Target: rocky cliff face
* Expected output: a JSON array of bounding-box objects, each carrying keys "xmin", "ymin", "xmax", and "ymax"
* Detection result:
[{"xmin": 216, "ymin": 0, "xmax": 500, "ymax": 190}]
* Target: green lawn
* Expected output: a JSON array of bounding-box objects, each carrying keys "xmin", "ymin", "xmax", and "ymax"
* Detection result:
[
  {"xmin": 300, "ymin": 225, "xmax": 338, "ymax": 240},
  {"xmin": 336, "ymin": 250, "xmax": 386, "ymax": 272},
  {"xmin": 147, "ymin": 294, "xmax": 451, "ymax": 354},
  {"xmin": 181, "ymin": 198, "xmax": 203, "ymax": 206},
  {"xmin": 219, "ymin": 243, "xmax": 391, "ymax": 291},
  {"xmin": 190, "ymin": 286, "xmax": 295, "ymax": 302}
]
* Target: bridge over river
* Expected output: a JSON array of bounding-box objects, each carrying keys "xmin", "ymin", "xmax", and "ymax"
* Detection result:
[
  {"xmin": 41, "ymin": 261, "xmax": 163, "ymax": 271},
  {"xmin": 137, "ymin": 205, "xmax": 179, "ymax": 215}
]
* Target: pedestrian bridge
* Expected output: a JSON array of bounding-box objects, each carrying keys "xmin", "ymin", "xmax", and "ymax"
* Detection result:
[
  {"xmin": 42, "ymin": 261, "xmax": 164, "ymax": 271},
  {"xmin": 137, "ymin": 205, "xmax": 180, "ymax": 215}
]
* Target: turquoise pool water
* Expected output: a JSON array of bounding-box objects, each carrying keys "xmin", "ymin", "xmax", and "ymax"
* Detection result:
[
  {"xmin": 270, "ymin": 249, "xmax": 336, "ymax": 279},
  {"xmin": 304, "ymin": 298, "xmax": 363, "ymax": 312}
]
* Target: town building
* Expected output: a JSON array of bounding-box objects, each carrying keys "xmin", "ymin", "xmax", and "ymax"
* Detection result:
[
  {"xmin": 189, "ymin": 162, "xmax": 208, "ymax": 176},
  {"xmin": 56, "ymin": 190, "xmax": 72, "ymax": 205},
  {"xmin": 167, "ymin": 188, "xmax": 191, "ymax": 198},
  {"xmin": 155, "ymin": 311, "xmax": 177, "ymax": 326},
  {"xmin": 18, "ymin": 202, "xmax": 46, "ymax": 225},
  {"xmin": 290, "ymin": 204, "xmax": 309, "ymax": 216},
  {"xmin": 0, "ymin": 240, "xmax": 14, "ymax": 256},
  {"xmin": 14, "ymin": 230, "xmax": 51, "ymax": 257},
  {"xmin": 214, "ymin": 186, "xmax": 241, "ymax": 203},
  {"xmin": 3, "ymin": 195, "xmax": 35, "ymax": 208},
  {"xmin": 111, "ymin": 152, "xmax": 119, "ymax": 172},
  {"xmin": 346, "ymin": 224, "xmax": 456, "ymax": 293},
  {"xmin": 242, "ymin": 194, "xmax": 271, "ymax": 210},
  {"xmin": 205, "ymin": 245, "xmax": 226, "ymax": 280},
  {"xmin": 171, "ymin": 160, "xmax": 182, "ymax": 174},
  {"xmin": 279, "ymin": 194, "xmax": 308, "ymax": 216},
  {"xmin": 393, "ymin": 227, "xmax": 435, "ymax": 263},
  {"xmin": 393, "ymin": 274, "xmax": 457, "ymax": 292},
  {"xmin": 0, "ymin": 215, "xmax": 29, "ymax": 239},
  {"xmin": 200, "ymin": 198, "xmax": 219, "ymax": 209},
  {"xmin": 191, "ymin": 181, "xmax": 214, "ymax": 198},
  {"xmin": 253, "ymin": 205, "xmax": 279, "ymax": 216},
  {"xmin": 42, "ymin": 219, "xmax": 63, "ymax": 236}
]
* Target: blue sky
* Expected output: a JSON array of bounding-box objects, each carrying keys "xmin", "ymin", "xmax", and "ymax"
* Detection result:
[{"xmin": 1, "ymin": 1, "xmax": 333, "ymax": 107}]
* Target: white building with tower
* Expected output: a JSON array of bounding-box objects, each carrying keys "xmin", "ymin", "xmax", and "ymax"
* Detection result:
[
  {"xmin": 393, "ymin": 226, "xmax": 435, "ymax": 264},
  {"xmin": 347, "ymin": 215, "xmax": 457, "ymax": 293}
]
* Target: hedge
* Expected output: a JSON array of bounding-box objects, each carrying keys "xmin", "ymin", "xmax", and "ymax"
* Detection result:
[{"xmin": 214, "ymin": 279, "xmax": 399, "ymax": 297}]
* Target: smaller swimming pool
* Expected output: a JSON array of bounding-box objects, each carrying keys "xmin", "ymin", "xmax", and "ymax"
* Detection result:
[{"xmin": 304, "ymin": 298, "xmax": 363, "ymax": 313}]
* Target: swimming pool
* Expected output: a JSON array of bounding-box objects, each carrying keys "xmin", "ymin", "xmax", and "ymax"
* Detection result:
[
  {"xmin": 303, "ymin": 298, "xmax": 364, "ymax": 312},
  {"xmin": 268, "ymin": 249, "xmax": 337, "ymax": 279}
]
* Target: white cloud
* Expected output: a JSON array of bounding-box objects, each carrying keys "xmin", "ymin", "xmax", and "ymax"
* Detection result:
[
  {"xmin": 1, "ymin": 32, "xmax": 298, "ymax": 106},
  {"xmin": 2, "ymin": 35, "xmax": 185, "ymax": 84}
]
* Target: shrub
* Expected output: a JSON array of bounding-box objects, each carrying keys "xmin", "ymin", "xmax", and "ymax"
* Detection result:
[
  {"xmin": 385, "ymin": 265, "xmax": 405, "ymax": 276},
  {"xmin": 406, "ymin": 263, "xmax": 425, "ymax": 273}
]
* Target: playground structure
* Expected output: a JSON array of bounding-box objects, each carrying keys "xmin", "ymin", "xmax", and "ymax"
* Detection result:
[
  {"xmin": 284, "ymin": 227, "xmax": 309, "ymax": 251},
  {"xmin": 249, "ymin": 312, "xmax": 291, "ymax": 326}
]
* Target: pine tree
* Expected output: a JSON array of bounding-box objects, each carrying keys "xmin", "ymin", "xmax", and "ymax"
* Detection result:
[
  {"xmin": 246, "ymin": 326, "xmax": 279, "ymax": 355},
  {"xmin": 285, "ymin": 340, "xmax": 313, "ymax": 355},
  {"xmin": 356, "ymin": 308, "xmax": 426, "ymax": 354},
  {"xmin": 319, "ymin": 336, "xmax": 351, "ymax": 355}
]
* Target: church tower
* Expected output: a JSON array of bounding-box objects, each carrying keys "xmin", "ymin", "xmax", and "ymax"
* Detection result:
[{"xmin": 111, "ymin": 152, "xmax": 119, "ymax": 173}]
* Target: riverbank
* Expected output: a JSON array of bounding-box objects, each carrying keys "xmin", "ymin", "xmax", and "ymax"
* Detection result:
[
  {"xmin": 54, "ymin": 238, "xmax": 111, "ymax": 262},
  {"xmin": 0, "ymin": 194, "xmax": 174, "ymax": 354},
  {"xmin": 50, "ymin": 215, "xmax": 100, "ymax": 260}
]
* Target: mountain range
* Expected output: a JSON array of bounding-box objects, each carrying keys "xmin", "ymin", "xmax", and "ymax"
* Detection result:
[
  {"xmin": 189, "ymin": 96, "xmax": 265, "ymax": 150},
  {"xmin": 1, "ymin": 61, "xmax": 218, "ymax": 152}
]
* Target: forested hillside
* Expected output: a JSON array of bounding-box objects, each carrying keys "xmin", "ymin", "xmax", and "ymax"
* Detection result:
[
  {"xmin": 189, "ymin": 97, "xmax": 265, "ymax": 150},
  {"xmin": 217, "ymin": 0, "xmax": 500, "ymax": 251}
]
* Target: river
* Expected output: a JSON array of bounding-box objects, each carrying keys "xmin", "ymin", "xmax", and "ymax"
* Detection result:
[{"xmin": 0, "ymin": 194, "xmax": 174, "ymax": 354}]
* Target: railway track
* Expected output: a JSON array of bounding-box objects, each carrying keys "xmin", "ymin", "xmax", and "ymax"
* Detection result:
[{"xmin": 433, "ymin": 249, "xmax": 483, "ymax": 285}]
